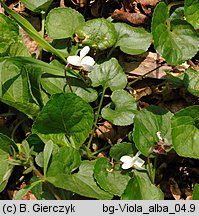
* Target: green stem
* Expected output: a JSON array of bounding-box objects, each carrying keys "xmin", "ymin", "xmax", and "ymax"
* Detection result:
[
  {"xmin": 168, "ymin": 1, "xmax": 184, "ymax": 12},
  {"xmin": 32, "ymin": 166, "xmax": 45, "ymax": 180},
  {"xmin": 0, "ymin": 113, "xmax": 16, "ymax": 117},
  {"xmin": 91, "ymin": 145, "xmax": 111, "ymax": 156},
  {"xmin": 40, "ymin": 11, "xmax": 46, "ymax": 60},
  {"xmin": 152, "ymin": 156, "xmax": 157, "ymax": 184},
  {"xmin": 147, "ymin": 154, "xmax": 154, "ymax": 184},
  {"xmin": 11, "ymin": 119, "xmax": 25, "ymax": 141},
  {"xmin": 106, "ymin": 45, "xmax": 116, "ymax": 60},
  {"xmin": 87, "ymin": 87, "xmax": 106, "ymax": 151}
]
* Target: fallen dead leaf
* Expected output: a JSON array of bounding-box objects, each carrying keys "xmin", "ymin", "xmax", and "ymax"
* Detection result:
[
  {"xmin": 139, "ymin": 0, "xmax": 159, "ymax": 7},
  {"xmin": 19, "ymin": 28, "xmax": 39, "ymax": 57},
  {"xmin": 136, "ymin": 0, "xmax": 160, "ymax": 16},
  {"xmin": 70, "ymin": 0, "xmax": 89, "ymax": 7},
  {"xmin": 120, "ymin": 52, "xmax": 172, "ymax": 79},
  {"xmin": 169, "ymin": 177, "xmax": 181, "ymax": 200},
  {"xmin": 60, "ymin": 0, "xmax": 65, "ymax": 7},
  {"xmin": 0, "ymin": 4, "xmax": 5, "ymax": 14},
  {"xmin": 95, "ymin": 121, "xmax": 116, "ymax": 143},
  {"xmin": 116, "ymin": 126, "xmax": 130, "ymax": 143},
  {"xmin": 112, "ymin": 9, "xmax": 149, "ymax": 25},
  {"xmin": 131, "ymin": 86, "xmax": 152, "ymax": 100},
  {"xmin": 91, "ymin": 0, "xmax": 103, "ymax": 17},
  {"xmin": 185, "ymin": 188, "xmax": 192, "ymax": 200},
  {"xmin": 9, "ymin": 182, "xmax": 37, "ymax": 200},
  {"xmin": 138, "ymin": 101, "xmax": 149, "ymax": 109},
  {"xmin": 159, "ymin": 99, "xmax": 188, "ymax": 113}
]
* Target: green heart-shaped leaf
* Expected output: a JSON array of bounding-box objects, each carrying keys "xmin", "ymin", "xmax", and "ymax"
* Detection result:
[
  {"xmin": 184, "ymin": 68, "xmax": 199, "ymax": 97},
  {"xmin": 101, "ymin": 90, "xmax": 137, "ymax": 126},
  {"xmin": 110, "ymin": 143, "xmax": 137, "ymax": 161},
  {"xmin": 121, "ymin": 171, "xmax": 164, "ymax": 200},
  {"xmin": 113, "ymin": 22, "xmax": 152, "ymax": 55},
  {"xmin": 47, "ymin": 160, "xmax": 112, "ymax": 199},
  {"xmin": 89, "ymin": 58, "xmax": 127, "ymax": 91},
  {"xmin": 0, "ymin": 133, "xmax": 16, "ymax": 192},
  {"xmin": 43, "ymin": 140, "xmax": 54, "ymax": 177},
  {"xmin": 170, "ymin": 7, "xmax": 184, "ymax": 21},
  {"xmin": 152, "ymin": 2, "xmax": 199, "ymax": 65},
  {"xmin": 0, "ymin": 13, "xmax": 19, "ymax": 54},
  {"xmin": 47, "ymin": 146, "xmax": 81, "ymax": 176},
  {"xmin": 0, "ymin": 59, "xmax": 43, "ymax": 118},
  {"xmin": 46, "ymin": 7, "xmax": 85, "ymax": 39},
  {"xmin": 41, "ymin": 76, "xmax": 98, "ymax": 102},
  {"xmin": 171, "ymin": 105, "xmax": 199, "ymax": 158},
  {"xmin": 20, "ymin": 0, "xmax": 53, "ymax": 12},
  {"xmin": 193, "ymin": 184, "xmax": 199, "ymax": 200},
  {"xmin": 32, "ymin": 93, "xmax": 94, "ymax": 149},
  {"xmin": 94, "ymin": 157, "xmax": 130, "ymax": 196},
  {"xmin": 1, "ymin": 1, "xmax": 67, "ymax": 63},
  {"xmin": 9, "ymin": 41, "xmax": 30, "ymax": 57},
  {"xmin": 132, "ymin": 106, "xmax": 173, "ymax": 156},
  {"xmin": 184, "ymin": 0, "xmax": 199, "ymax": 29},
  {"xmin": 76, "ymin": 18, "xmax": 117, "ymax": 50}
]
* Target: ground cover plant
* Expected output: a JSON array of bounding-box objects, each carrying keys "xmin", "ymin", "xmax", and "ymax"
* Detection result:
[{"xmin": 0, "ymin": 0, "xmax": 199, "ymax": 200}]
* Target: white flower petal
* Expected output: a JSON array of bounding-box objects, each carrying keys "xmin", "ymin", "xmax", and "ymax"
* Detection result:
[
  {"xmin": 133, "ymin": 157, "xmax": 145, "ymax": 168},
  {"xmin": 80, "ymin": 46, "xmax": 90, "ymax": 59},
  {"xmin": 120, "ymin": 155, "xmax": 133, "ymax": 163},
  {"xmin": 81, "ymin": 56, "xmax": 95, "ymax": 71},
  {"xmin": 67, "ymin": 56, "xmax": 81, "ymax": 66},
  {"xmin": 81, "ymin": 56, "xmax": 95, "ymax": 67},
  {"xmin": 120, "ymin": 155, "xmax": 134, "ymax": 169},
  {"xmin": 121, "ymin": 163, "xmax": 133, "ymax": 169}
]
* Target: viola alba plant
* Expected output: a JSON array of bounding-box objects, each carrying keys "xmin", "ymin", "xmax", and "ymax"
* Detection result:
[
  {"xmin": 67, "ymin": 46, "xmax": 95, "ymax": 71},
  {"xmin": 120, "ymin": 151, "xmax": 145, "ymax": 170}
]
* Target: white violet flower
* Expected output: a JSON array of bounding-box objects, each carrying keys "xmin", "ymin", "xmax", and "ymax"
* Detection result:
[
  {"xmin": 67, "ymin": 46, "xmax": 95, "ymax": 71},
  {"xmin": 120, "ymin": 151, "xmax": 145, "ymax": 170}
]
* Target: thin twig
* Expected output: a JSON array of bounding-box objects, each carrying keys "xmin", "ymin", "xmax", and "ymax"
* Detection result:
[{"xmin": 128, "ymin": 63, "xmax": 166, "ymax": 86}]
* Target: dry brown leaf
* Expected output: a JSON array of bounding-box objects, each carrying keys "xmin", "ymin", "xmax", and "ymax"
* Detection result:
[
  {"xmin": 91, "ymin": 0, "xmax": 102, "ymax": 17},
  {"xmin": 137, "ymin": 0, "xmax": 160, "ymax": 16},
  {"xmin": 116, "ymin": 126, "xmax": 130, "ymax": 143},
  {"xmin": 22, "ymin": 191, "xmax": 37, "ymax": 200},
  {"xmin": 71, "ymin": 0, "xmax": 88, "ymax": 7},
  {"xmin": 131, "ymin": 86, "xmax": 152, "ymax": 100},
  {"xmin": 139, "ymin": 0, "xmax": 159, "ymax": 7},
  {"xmin": 169, "ymin": 177, "xmax": 181, "ymax": 200},
  {"xmin": 159, "ymin": 99, "xmax": 188, "ymax": 113},
  {"xmin": 112, "ymin": 9, "xmax": 149, "ymax": 25},
  {"xmin": 138, "ymin": 101, "xmax": 149, "ymax": 109},
  {"xmin": 60, "ymin": 0, "xmax": 65, "ymax": 7},
  {"xmin": 10, "ymin": 182, "xmax": 37, "ymax": 200},
  {"xmin": 120, "ymin": 52, "xmax": 172, "ymax": 79},
  {"xmin": 95, "ymin": 121, "xmax": 116, "ymax": 142},
  {"xmin": 185, "ymin": 188, "xmax": 192, "ymax": 200},
  {"xmin": 0, "ymin": 4, "xmax": 5, "ymax": 14},
  {"xmin": 111, "ymin": 0, "xmax": 159, "ymax": 24},
  {"xmin": 19, "ymin": 28, "xmax": 39, "ymax": 57},
  {"xmin": 122, "ymin": 0, "xmax": 134, "ymax": 13}
]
